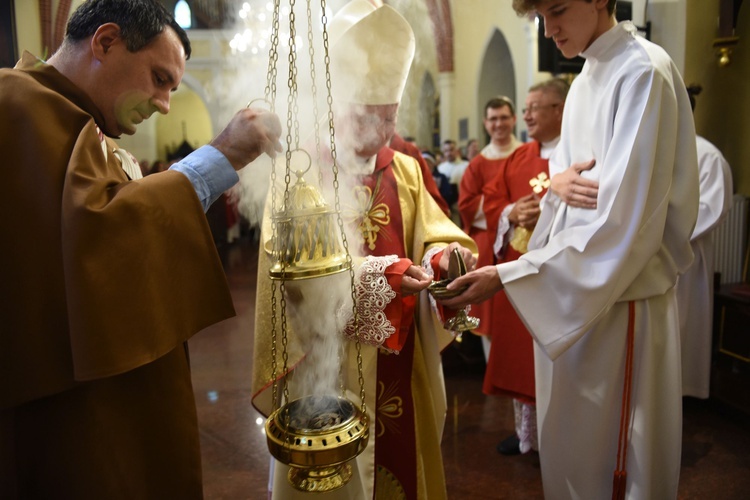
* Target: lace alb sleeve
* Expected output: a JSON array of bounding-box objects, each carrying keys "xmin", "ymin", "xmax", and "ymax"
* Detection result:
[
  {"xmin": 421, "ymin": 246, "xmax": 444, "ymax": 315},
  {"xmin": 343, "ymin": 255, "xmax": 400, "ymax": 348}
]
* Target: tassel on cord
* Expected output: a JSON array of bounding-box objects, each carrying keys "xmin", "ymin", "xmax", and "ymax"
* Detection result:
[{"xmin": 612, "ymin": 301, "xmax": 635, "ymax": 500}]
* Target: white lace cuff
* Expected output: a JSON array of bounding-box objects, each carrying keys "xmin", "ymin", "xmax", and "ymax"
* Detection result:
[
  {"xmin": 422, "ymin": 246, "xmax": 445, "ymax": 316},
  {"xmin": 343, "ymin": 255, "xmax": 399, "ymax": 349},
  {"xmin": 421, "ymin": 246, "xmax": 444, "ymax": 275}
]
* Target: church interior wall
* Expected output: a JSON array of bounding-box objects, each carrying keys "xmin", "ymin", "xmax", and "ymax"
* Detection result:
[
  {"xmin": 685, "ymin": 0, "xmax": 748, "ymax": 196},
  {"xmin": 388, "ymin": 0, "xmax": 439, "ymax": 148},
  {"xmin": 8, "ymin": 0, "xmax": 748, "ymax": 193},
  {"xmin": 14, "ymin": 0, "xmax": 86, "ymax": 59},
  {"xmin": 156, "ymin": 87, "xmax": 214, "ymax": 160},
  {"xmin": 450, "ymin": 0, "xmax": 532, "ymax": 145},
  {"xmin": 648, "ymin": 0, "xmax": 687, "ymax": 73},
  {"xmin": 475, "ymin": 28, "xmax": 519, "ymax": 143}
]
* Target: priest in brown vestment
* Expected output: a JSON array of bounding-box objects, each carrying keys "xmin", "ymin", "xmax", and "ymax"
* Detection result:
[{"xmin": 0, "ymin": 1, "xmax": 281, "ymax": 498}]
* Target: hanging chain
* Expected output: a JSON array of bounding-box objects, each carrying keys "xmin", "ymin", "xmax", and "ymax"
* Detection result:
[
  {"xmin": 266, "ymin": 0, "xmax": 282, "ymax": 411},
  {"xmin": 264, "ymin": 0, "xmax": 280, "ymax": 108},
  {"xmin": 278, "ymin": 0, "xmax": 305, "ymax": 406},
  {"xmin": 306, "ymin": 0, "xmax": 324, "ymax": 187},
  {"xmin": 263, "ymin": 0, "xmax": 367, "ymax": 417},
  {"xmin": 320, "ymin": 0, "xmax": 366, "ymax": 415},
  {"xmin": 287, "ymin": 0, "xmax": 300, "ymax": 152}
]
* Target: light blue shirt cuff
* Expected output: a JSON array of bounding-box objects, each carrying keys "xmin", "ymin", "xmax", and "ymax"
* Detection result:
[{"xmin": 169, "ymin": 145, "xmax": 239, "ymax": 212}]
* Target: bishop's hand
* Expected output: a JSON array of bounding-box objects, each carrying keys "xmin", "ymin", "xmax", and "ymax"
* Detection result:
[
  {"xmin": 402, "ymin": 265, "xmax": 432, "ymax": 296},
  {"xmin": 438, "ymin": 242, "xmax": 477, "ymax": 277}
]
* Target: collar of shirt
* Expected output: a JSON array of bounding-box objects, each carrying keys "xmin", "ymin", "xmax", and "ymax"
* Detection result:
[
  {"xmin": 540, "ymin": 136, "xmax": 560, "ymax": 160},
  {"xmin": 581, "ymin": 20, "xmax": 636, "ymax": 61}
]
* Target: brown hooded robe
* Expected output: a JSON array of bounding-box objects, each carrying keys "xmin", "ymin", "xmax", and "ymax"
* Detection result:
[{"xmin": 0, "ymin": 52, "xmax": 235, "ymax": 499}]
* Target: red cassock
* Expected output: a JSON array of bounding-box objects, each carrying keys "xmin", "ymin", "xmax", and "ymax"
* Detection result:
[
  {"xmin": 457, "ymin": 153, "xmax": 510, "ymax": 336},
  {"xmin": 482, "ymin": 141, "xmax": 549, "ymax": 403}
]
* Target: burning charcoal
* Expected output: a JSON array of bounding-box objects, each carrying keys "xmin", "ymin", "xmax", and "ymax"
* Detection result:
[{"xmin": 309, "ymin": 412, "xmax": 342, "ymax": 430}]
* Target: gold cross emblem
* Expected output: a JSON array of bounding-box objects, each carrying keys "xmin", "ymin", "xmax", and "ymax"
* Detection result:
[{"xmin": 529, "ymin": 172, "xmax": 550, "ymax": 194}]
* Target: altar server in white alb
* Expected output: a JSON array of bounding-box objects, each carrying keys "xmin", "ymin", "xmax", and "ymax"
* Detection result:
[
  {"xmin": 441, "ymin": 1, "xmax": 699, "ymax": 498},
  {"xmin": 677, "ymin": 84, "xmax": 734, "ymax": 399}
]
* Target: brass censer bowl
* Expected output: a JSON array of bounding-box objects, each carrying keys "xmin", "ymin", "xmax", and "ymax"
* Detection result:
[{"xmin": 266, "ymin": 395, "xmax": 369, "ymax": 492}]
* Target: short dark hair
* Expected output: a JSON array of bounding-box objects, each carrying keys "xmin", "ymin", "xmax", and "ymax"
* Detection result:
[
  {"xmin": 66, "ymin": 0, "xmax": 191, "ymax": 59},
  {"xmin": 513, "ymin": 0, "xmax": 617, "ymax": 17},
  {"xmin": 485, "ymin": 96, "xmax": 516, "ymax": 117}
]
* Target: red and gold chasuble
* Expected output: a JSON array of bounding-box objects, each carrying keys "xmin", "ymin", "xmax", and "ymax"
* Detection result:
[
  {"xmin": 344, "ymin": 147, "xmax": 420, "ymax": 498},
  {"xmin": 483, "ymin": 141, "xmax": 549, "ymax": 402},
  {"xmin": 252, "ymin": 144, "xmax": 476, "ymax": 499}
]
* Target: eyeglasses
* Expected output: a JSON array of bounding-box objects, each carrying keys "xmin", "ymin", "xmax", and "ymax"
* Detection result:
[{"xmin": 522, "ymin": 103, "xmax": 561, "ymax": 114}]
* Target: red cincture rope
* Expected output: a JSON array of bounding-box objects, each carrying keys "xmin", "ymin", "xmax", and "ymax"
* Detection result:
[{"xmin": 612, "ymin": 300, "xmax": 635, "ymax": 500}]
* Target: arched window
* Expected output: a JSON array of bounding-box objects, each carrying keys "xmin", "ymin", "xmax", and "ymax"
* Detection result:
[{"xmin": 175, "ymin": 0, "xmax": 192, "ymax": 29}]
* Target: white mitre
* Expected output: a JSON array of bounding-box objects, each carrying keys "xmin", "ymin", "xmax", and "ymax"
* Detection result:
[{"xmin": 328, "ymin": 0, "xmax": 415, "ymax": 105}]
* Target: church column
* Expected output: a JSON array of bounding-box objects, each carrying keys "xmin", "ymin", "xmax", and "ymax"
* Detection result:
[
  {"xmin": 437, "ymin": 71, "xmax": 455, "ymax": 142},
  {"xmin": 425, "ymin": 0, "xmax": 456, "ymax": 143}
]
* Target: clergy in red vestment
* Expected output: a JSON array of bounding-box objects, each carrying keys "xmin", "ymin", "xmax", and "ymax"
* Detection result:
[
  {"xmin": 458, "ymin": 97, "xmax": 521, "ymax": 350},
  {"xmin": 251, "ymin": 2, "xmax": 477, "ymax": 499},
  {"xmin": 483, "ymin": 78, "xmax": 569, "ymax": 456}
]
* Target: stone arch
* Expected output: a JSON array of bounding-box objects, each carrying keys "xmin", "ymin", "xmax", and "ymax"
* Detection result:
[
  {"xmin": 476, "ymin": 28, "xmax": 516, "ymax": 145},
  {"xmin": 155, "ymin": 74, "xmax": 213, "ymax": 162},
  {"xmin": 424, "ymin": 0, "xmax": 454, "ymax": 73}
]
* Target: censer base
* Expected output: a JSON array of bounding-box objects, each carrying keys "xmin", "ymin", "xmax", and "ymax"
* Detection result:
[
  {"xmin": 288, "ymin": 463, "xmax": 353, "ymax": 492},
  {"xmin": 444, "ymin": 310, "xmax": 480, "ymax": 332},
  {"xmin": 266, "ymin": 396, "xmax": 369, "ymax": 492}
]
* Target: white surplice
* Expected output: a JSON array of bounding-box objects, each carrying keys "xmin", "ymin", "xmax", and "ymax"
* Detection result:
[
  {"xmin": 676, "ymin": 136, "xmax": 733, "ymax": 398},
  {"xmin": 496, "ymin": 22, "xmax": 699, "ymax": 500}
]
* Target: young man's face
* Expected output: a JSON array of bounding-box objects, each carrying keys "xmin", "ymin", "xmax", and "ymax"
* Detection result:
[
  {"xmin": 483, "ymin": 104, "xmax": 516, "ymax": 146},
  {"xmin": 537, "ymin": 0, "xmax": 610, "ymax": 59},
  {"xmin": 523, "ymin": 89, "xmax": 563, "ymax": 143},
  {"xmin": 93, "ymin": 26, "xmax": 186, "ymax": 137}
]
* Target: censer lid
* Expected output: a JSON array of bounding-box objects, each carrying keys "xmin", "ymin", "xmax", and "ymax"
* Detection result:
[
  {"xmin": 269, "ymin": 169, "xmax": 351, "ymax": 280},
  {"xmin": 274, "ymin": 172, "xmax": 332, "ymax": 218}
]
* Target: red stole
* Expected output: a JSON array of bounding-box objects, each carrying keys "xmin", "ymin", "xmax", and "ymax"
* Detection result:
[{"xmin": 351, "ymin": 146, "xmax": 419, "ymax": 499}]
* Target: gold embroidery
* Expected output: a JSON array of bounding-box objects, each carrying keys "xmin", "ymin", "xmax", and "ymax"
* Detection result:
[
  {"xmin": 376, "ymin": 466, "xmax": 406, "ymax": 500},
  {"xmin": 376, "ymin": 380, "xmax": 403, "ymax": 438},
  {"xmin": 343, "ymin": 175, "xmax": 391, "ymax": 250}
]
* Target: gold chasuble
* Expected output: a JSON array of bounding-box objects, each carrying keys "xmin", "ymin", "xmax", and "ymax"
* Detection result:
[
  {"xmin": 0, "ymin": 53, "xmax": 235, "ymax": 499},
  {"xmin": 253, "ymin": 148, "xmax": 476, "ymax": 499}
]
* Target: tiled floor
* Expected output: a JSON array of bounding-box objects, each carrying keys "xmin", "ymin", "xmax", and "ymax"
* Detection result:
[{"xmin": 190, "ymin": 238, "xmax": 750, "ymax": 499}]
